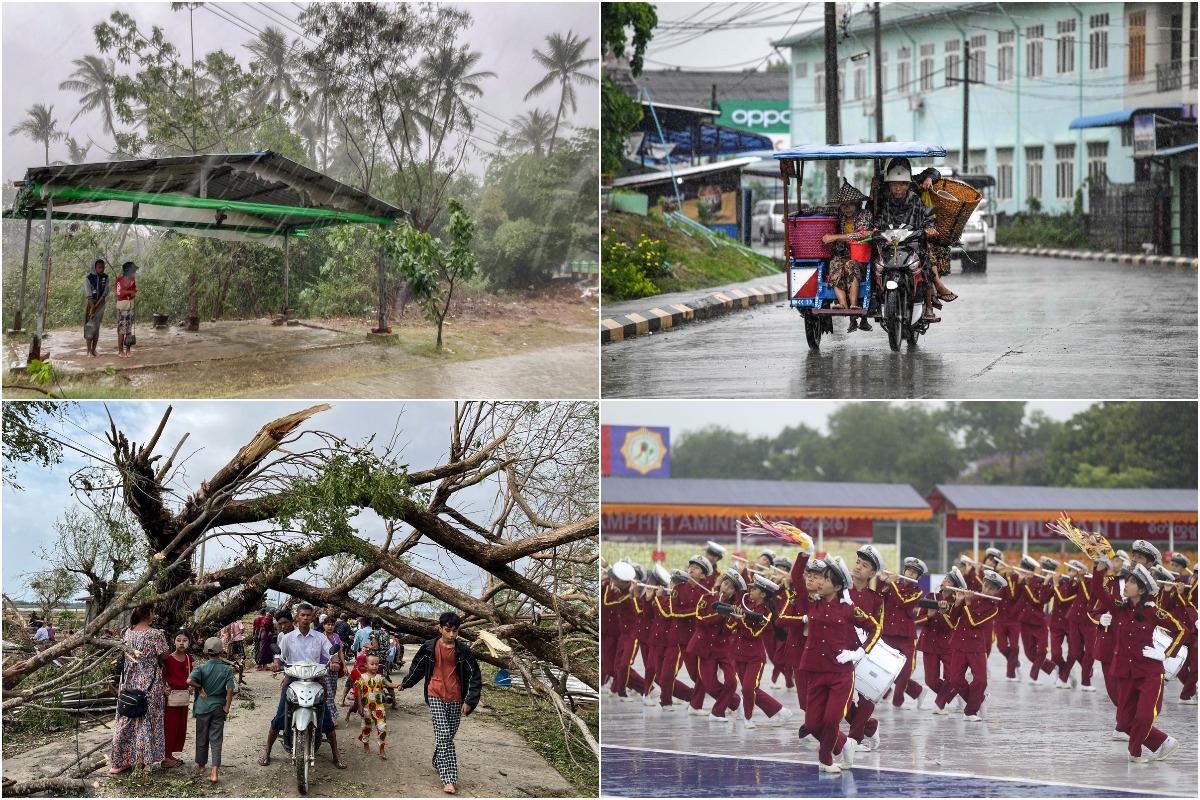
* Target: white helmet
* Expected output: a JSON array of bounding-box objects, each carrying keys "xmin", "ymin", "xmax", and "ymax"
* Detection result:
[{"xmin": 885, "ymin": 161, "xmax": 912, "ymax": 183}]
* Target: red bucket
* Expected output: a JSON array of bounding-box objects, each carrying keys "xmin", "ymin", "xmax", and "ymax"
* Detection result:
[{"xmin": 849, "ymin": 239, "xmax": 872, "ymax": 262}]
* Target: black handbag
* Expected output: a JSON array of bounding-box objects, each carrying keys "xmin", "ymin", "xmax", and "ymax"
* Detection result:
[{"xmin": 117, "ymin": 674, "xmax": 156, "ymax": 719}]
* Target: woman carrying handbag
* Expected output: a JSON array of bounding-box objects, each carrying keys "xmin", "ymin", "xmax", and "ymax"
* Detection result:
[
  {"xmin": 162, "ymin": 630, "xmax": 194, "ymax": 768},
  {"xmin": 110, "ymin": 605, "xmax": 170, "ymax": 774}
]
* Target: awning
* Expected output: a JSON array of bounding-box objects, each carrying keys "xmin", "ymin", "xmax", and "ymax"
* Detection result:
[
  {"xmin": 602, "ymin": 477, "xmax": 934, "ymax": 520},
  {"xmin": 638, "ymin": 123, "xmax": 774, "ymax": 162},
  {"xmin": 612, "ymin": 157, "xmax": 761, "ymax": 189},
  {"xmin": 1068, "ymin": 105, "xmax": 1184, "ymax": 130},
  {"xmin": 1151, "ymin": 142, "xmax": 1199, "ymax": 158},
  {"xmin": 927, "ymin": 485, "xmax": 1197, "ymax": 524},
  {"xmin": 773, "ymin": 141, "xmax": 947, "ymax": 161}
]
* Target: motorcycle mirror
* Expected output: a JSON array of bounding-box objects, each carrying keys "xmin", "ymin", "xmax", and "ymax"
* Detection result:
[
  {"xmin": 270, "ymin": 643, "xmax": 281, "ymax": 655},
  {"xmin": 329, "ymin": 644, "xmax": 341, "ymax": 655}
]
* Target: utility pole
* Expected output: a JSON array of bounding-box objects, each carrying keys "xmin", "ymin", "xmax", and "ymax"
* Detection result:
[
  {"xmin": 824, "ymin": 3, "xmax": 841, "ymax": 201},
  {"xmin": 873, "ymin": 3, "xmax": 883, "ymax": 141},
  {"xmin": 945, "ymin": 37, "xmax": 983, "ymax": 174}
]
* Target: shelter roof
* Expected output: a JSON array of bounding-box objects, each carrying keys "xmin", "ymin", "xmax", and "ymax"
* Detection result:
[
  {"xmin": 1068, "ymin": 106, "xmax": 1185, "ymax": 129},
  {"xmin": 602, "ymin": 476, "xmax": 933, "ymax": 520},
  {"xmin": 613, "ymin": 158, "xmax": 761, "ymax": 189},
  {"xmin": 773, "ymin": 141, "xmax": 947, "ymax": 161},
  {"xmin": 6, "ymin": 151, "xmax": 404, "ymax": 246},
  {"xmin": 636, "ymin": 70, "xmax": 789, "ymax": 107},
  {"xmin": 928, "ymin": 485, "xmax": 1197, "ymax": 523}
]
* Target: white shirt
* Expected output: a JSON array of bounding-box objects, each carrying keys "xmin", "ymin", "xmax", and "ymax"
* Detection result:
[{"xmin": 278, "ymin": 626, "xmax": 328, "ymax": 664}]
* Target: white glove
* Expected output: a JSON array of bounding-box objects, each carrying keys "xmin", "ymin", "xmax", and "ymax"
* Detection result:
[
  {"xmin": 801, "ymin": 541, "xmax": 816, "ymax": 557},
  {"xmin": 1099, "ymin": 612, "xmax": 1113, "ymax": 627},
  {"xmin": 835, "ymin": 647, "xmax": 865, "ymax": 665},
  {"xmin": 840, "ymin": 590, "xmax": 853, "ymax": 606},
  {"xmin": 1142, "ymin": 645, "xmax": 1166, "ymax": 662}
]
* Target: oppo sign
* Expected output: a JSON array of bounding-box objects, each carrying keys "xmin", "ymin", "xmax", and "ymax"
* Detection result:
[{"xmin": 729, "ymin": 108, "xmax": 791, "ymax": 129}]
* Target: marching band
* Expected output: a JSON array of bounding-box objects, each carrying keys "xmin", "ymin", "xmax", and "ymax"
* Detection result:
[{"xmin": 601, "ymin": 530, "xmax": 1197, "ymax": 771}]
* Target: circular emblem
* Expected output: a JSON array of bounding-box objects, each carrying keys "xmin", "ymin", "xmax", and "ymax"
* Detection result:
[{"xmin": 621, "ymin": 427, "xmax": 667, "ymax": 475}]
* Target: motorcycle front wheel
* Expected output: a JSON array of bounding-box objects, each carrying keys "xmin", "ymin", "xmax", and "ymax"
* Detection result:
[
  {"xmin": 883, "ymin": 291, "xmax": 902, "ymax": 352},
  {"xmin": 295, "ymin": 726, "xmax": 312, "ymax": 795}
]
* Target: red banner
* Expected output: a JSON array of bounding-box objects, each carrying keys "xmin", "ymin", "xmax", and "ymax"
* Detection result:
[
  {"xmin": 945, "ymin": 514, "xmax": 1198, "ymax": 544},
  {"xmin": 602, "ymin": 513, "xmax": 874, "ymax": 540}
]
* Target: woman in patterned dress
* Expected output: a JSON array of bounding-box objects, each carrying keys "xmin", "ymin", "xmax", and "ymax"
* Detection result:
[{"xmin": 110, "ymin": 605, "xmax": 170, "ymax": 773}]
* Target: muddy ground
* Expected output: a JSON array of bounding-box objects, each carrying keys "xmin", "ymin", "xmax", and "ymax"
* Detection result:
[
  {"xmin": 2, "ymin": 286, "xmax": 598, "ymax": 399},
  {"xmin": 1, "ymin": 668, "xmax": 574, "ymax": 798}
]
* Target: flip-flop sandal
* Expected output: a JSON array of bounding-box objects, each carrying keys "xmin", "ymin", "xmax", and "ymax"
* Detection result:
[
  {"xmin": 334, "ymin": 757, "xmax": 348, "ymax": 769},
  {"xmin": 257, "ymin": 750, "xmax": 271, "ymax": 767},
  {"xmin": 938, "ymin": 292, "xmax": 958, "ymax": 302}
]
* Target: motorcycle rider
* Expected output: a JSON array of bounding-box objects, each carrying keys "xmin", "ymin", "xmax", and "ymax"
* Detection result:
[
  {"xmin": 874, "ymin": 159, "xmax": 956, "ymax": 322},
  {"xmin": 260, "ymin": 603, "xmax": 347, "ymax": 770}
]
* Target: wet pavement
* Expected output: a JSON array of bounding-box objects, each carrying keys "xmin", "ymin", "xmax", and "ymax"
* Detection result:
[
  {"xmin": 239, "ymin": 342, "xmax": 598, "ymax": 398},
  {"xmin": 600, "ymin": 649, "xmax": 1198, "ymax": 798},
  {"xmin": 601, "ymin": 254, "xmax": 1198, "ymax": 399}
]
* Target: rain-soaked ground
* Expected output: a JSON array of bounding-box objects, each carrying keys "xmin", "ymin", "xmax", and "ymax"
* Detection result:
[
  {"xmin": 601, "ymin": 254, "xmax": 1198, "ymax": 399},
  {"xmin": 600, "ymin": 649, "xmax": 1198, "ymax": 798}
]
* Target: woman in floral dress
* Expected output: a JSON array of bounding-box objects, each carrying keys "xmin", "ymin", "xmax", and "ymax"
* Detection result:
[{"xmin": 110, "ymin": 605, "xmax": 170, "ymax": 773}]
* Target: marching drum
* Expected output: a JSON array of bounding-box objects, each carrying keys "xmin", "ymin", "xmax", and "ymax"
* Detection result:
[{"xmin": 854, "ymin": 640, "xmax": 906, "ymax": 703}]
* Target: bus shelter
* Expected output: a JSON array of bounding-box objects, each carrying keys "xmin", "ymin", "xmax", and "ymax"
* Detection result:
[
  {"xmin": 602, "ymin": 476, "xmax": 933, "ymax": 556},
  {"xmin": 4, "ymin": 151, "xmax": 406, "ymax": 363},
  {"xmin": 927, "ymin": 484, "xmax": 1198, "ymax": 565}
]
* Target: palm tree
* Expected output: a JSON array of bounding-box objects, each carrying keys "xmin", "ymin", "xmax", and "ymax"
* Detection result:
[
  {"xmin": 523, "ymin": 31, "xmax": 598, "ymax": 154},
  {"xmin": 58, "ymin": 55, "xmax": 118, "ymax": 136},
  {"xmin": 63, "ymin": 135, "xmax": 92, "ymax": 164},
  {"xmin": 419, "ymin": 44, "xmax": 496, "ymax": 134},
  {"xmin": 10, "ymin": 104, "xmax": 64, "ymax": 165},
  {"xmin": 509, "ymin": 109, "xmax": 556, "ymax": 156},
  {"xmin": 245, "ymin": 25, "xmax": 301, "ymax": 111}
]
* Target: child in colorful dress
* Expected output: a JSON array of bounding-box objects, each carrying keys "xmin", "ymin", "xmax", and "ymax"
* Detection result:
[{"xmin": 355, "ymin": 654, "xmax": 400, "ymax": 759}]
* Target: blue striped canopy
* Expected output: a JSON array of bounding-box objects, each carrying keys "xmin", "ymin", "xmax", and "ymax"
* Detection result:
[{"xmin": 773, "ymin": 141, "xmax": 947, "ymax": 161}]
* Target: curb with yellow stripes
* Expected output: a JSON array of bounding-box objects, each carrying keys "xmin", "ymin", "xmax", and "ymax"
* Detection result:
[
  {"xmin": 991, "ymin": 246, "xmax": 1197, "ymax": 269},
  {"xmin": 600, "ymin": 283, "xmax": 788, "ymax": 343}
]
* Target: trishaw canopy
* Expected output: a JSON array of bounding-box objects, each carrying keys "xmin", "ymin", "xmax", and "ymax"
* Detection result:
[{"xmin": 773, "ymin": 141, "xmax": 947, "ymax": 161}]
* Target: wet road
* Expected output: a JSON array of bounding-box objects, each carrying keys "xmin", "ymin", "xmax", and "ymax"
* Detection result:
[{"xmin": 601, "ymin": 254, "xmax": 1198, "ymax": 399}]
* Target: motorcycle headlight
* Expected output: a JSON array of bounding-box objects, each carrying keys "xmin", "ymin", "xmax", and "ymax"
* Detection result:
[{"xmin": 885, "ymin": 280, "xmax": 899, "ymax": 290}]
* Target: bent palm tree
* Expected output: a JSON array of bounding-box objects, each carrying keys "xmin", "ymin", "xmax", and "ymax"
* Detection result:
[
  {"xmin": 63, "ymin": 135, "xmax": 93, "ymax": 164},
  {"xmin": 509, "ymin": 109, "xmax": 556, "ymax": 156},
  {"xmin": 10, "ymin": 104, "xmax": 64, "ymax": 165},
  {"xmin": 523, "ymin": 31, "xmax": 598, "ymax": 154},
  {"xmin": 245, "ymin": 25, "xmax": 301, "ymax": 111},
  {"xmin": 58, "ymin": 55, "xmax": 118, "ymax": 136}
]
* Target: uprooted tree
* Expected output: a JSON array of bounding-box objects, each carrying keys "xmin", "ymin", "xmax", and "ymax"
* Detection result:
[{"xmin": 2, "ymin": 401, "xmax": 599, "ymax": 788}]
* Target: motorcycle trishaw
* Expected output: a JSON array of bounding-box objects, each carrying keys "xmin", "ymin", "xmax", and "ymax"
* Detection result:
[{"xmin": 772, "ymin": 142, "xmax": 977, "ymax": 352}]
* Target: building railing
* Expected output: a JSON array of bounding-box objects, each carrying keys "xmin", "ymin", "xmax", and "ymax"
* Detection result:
[{"xmin": 1155, "ymin": 59, "xmax": 1197, "ymax": 92}]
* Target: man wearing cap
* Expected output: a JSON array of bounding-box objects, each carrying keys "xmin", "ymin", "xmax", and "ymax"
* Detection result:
[
  {"xmin": 975, "ymin": 549, "xmax": 1023, "ymax": 681},
  {"xmin": 820, "ymin": 179, "xmax": 874, "ymax": 331},
  {"xmin": 878, "ymin": 557, "xmax": 927, "ymax": 709},
  {"xmin": 1063, "ymin": 560, "xmax": 1098, "ymax": 691},
  {"xmin": 932, "ymin": 568, "xmax": 1002, "ymax": 720},
  {"xmin": 701, "ymin": 542, "xmax": 725, "ymax": 588},
  {"xmin": 1041, "ymin": 558, "xmax": 1077, "ymax": 688},
  {"xmin": 1087, "ymin": 558, "xmax": 1186, "ymax": 762},
  {"xmin": 1085, "ymin": 555, "xmax": 1132, "ymax": 724},
  {"xmin": 673, "ymin": 556, "xmax": 717, "ymax": 711},
  {"xmin": 843, "ymin": 545, "xmax": 885, "ymax": 751},
  {"xmin": 1016, "ymin": 556, "xmax": 1056, "ymax": 685},
  {"xmin": 651, "ymin": 569, "xmax": 697, "ymax": 710},
  {"xmin": 914, "ymin": 571, "xmax": 958, "ymax": 705},
  {"xmin": 730, "ymin": 574, "xmax": 791, "ymax": 729}
]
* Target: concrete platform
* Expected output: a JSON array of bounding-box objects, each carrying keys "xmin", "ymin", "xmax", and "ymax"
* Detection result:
[
  {"xmin": 601, "ymin": 650, "xmax": 1198, "ymax": 798},
  {"xmin": 6, "ymin": 319, "xmax": 360, "ymax": 374}
]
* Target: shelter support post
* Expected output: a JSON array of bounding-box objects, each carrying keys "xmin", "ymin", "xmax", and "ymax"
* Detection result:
[
  {"xmin": 735, "ymin": 520, "xmax": 742, "ymax": 554},
  {"xmin": 655, "ymin": 515, "xmax": 662, "ymax": 561},
  {"xmin": 11, "ymin": 215, "xmax": 33, "ymax": 332},
  {"xmin": 817, "ymin": 518, "xmax": 824, "ymax": 555},
  {"xmin": 895, "ymin": 519, "xmax": 902, "ymax": 565},
  {"xmin": 1169, "ymin": 521, "xmax": 1175, "ymax": 553},
  {"xmin": 28, "ymin": 200, "xmax": 53, "ymax": 363},
  {"xmin": 375, "ymin": 246, "xmax": 389, "ymax": 333},
  {"xmin": 940, "ymin": 513, "xmax": 948, "ymax": 573},
  {"xmin": 282, "ymin": 229, "xmax": 290, "ymax": 315},
  {"xmin": 972, "ymin": 518, "xmax": 979, "ymax": 562},
  {"xmin": 1022, "ymin": 520, "xmax": 1028, "ymax": 556}
]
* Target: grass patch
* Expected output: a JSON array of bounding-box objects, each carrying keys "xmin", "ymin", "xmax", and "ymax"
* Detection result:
[
  {"xmin": 602, "ymin": 211, "xmax": 782, "ymax": 301},
  {"xmin": 602, "ymin": 541, "xmax": 896, "ymax": 574},
  {"xmin": 478, "ymin": 664, "xmax": 598, "ymax": 797}
]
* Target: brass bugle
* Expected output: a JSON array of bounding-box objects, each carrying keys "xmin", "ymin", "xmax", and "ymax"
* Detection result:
[{"xmin": 687, "ymin": 575, "xmax": 717, "ymax": 595}]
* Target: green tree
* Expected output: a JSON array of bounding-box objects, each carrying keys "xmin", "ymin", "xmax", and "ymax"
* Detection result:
[
  {"xmin": 57, "ymin": 135, "xmax": 93, "ymax": 165},
  {"xmin": 1045, "ymin": 402, "xmax": 1198, "ymax": 488},
  {"xmin": 57, "ymin": 54, "xmax": 118, "ymax": 135},
  {"xmin": 524, "ymin": 31, "xmax": 598, "ymax": 154},
  {"xmin": 392, "ymin": 199, "xmax": 480, "ymax": 349},
  {"xmin": 9, "ymin": 103, "xmax": 63, "ymax": 165},
  {"xmin": 509, "ymin": 109, "xmax": 557, "ymax": 156},
  {"xmin": 2, "ymin": 402, "xmax": 74, "ymax": 490},
  {"xmin": 25, "ymin": 568, "xmax": 81, "ymax": 622},
  {"xmin": 821, "ymin": 403, "xmax": 964, "ymax": 494},
  {"xmin": 600, "ymin": 3, "xmax": 657, "ymax": 172},
  {"xmin": 671, "ymin": 426, "xmax": 772, "ymax": 480},
  {"xmin": 244, "ymin": 25, "xmax": 302, "ymax": 112},
  {"xmin": 420, "ymin": 44, "xmax": 496, "ymax": 134}
]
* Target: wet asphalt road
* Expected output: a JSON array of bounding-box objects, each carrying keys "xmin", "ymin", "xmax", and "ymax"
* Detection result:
[{"xmin": 601, "ymin": 254, "xmax": 1198, "ymax": 399}]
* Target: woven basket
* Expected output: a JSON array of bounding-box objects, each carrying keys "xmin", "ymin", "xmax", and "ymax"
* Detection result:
[
  {"xmin": 930, "ymin": 179, "xmax": 982, "ymax": 243},
  {"xmin": 787, "ymin": 216, "xmax": 838, "ymax": 259}
]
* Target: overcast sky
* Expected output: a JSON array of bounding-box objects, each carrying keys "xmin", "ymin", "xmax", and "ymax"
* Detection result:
[
  {"xmin": 641, "ymin": 2, "xmax": 822, "ymax": 72},
  {"xmin": 2, "ymin": 1, "xmax": 599, "ymax": 181},
  {"xmin": 1, "ymin": 401, "xmax": 516, "ymax": 600},
  {"xmin": 602, "ymin": 400, "xmax": 1098, "ymax": 439}
]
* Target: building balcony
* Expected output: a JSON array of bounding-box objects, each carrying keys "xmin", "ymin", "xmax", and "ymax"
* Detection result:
[{"xmin": 1156, "ymin": 59, "xmax": 1198, "ymax": 92}]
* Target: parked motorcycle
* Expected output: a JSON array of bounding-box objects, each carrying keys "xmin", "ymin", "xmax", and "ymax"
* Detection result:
[
  {"xmin": 272, "ymin": 642, "xmax": 339, "ymax": 795},
  {"xmin": 873, "ymin": 226, "xmax": 931, "ymax": 351}
]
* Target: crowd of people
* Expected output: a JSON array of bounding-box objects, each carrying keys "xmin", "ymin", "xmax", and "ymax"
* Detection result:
[
  {"xmin": 105, "ymin": 602, "xmax": 481, "ymax": 793},
  {"xmin": 601, "ymin": 537, "xmax": 1197, "ymax": 773}
]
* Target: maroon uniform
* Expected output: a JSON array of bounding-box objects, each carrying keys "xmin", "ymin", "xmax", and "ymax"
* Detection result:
[
  {"xmin": 600, "ymin": 582, "xmax": 623, "ymax": 685},
  {"xmin": 915, "ymin": 590, "xmax": 956, "ymax": 697},
  {"xmin": 1020, "ymin": 578, "xmax": 1055, "ymax": 681},
  {"xmin": 1088, "ymin": 567, "xmax": 1187, "ymax": 759},
  {"xmin": 653, "ymin": 587, "xmax": 698, "ymax": 707},
  {"xmin": 1065, "ymin": 573, "xmax": 1098, "ymax": 688},
  {"xmin": 879, "ymin": 578, "xmax": 924, "ymax": 707},
  {"xmin": 730, "ymin": 596, "xmax": 783, "ymax": 722},
  {"xmin": 801, "ymin": 595, "xmax": 882, "ymax": 768},
  {"xmin": 844, "ymin": 585, "xmax": 884, "ymax": 744},
  {"xmin": 935, "ymin": 594, "xmax": 1000, "ymax": 716},
  {"xmin": 1047, "ymin": 575, "xmax": 1080, "ymax": 682},
  {"xmin": 688, "ymin": 593, "xmax": 740, "ymax": 717}
]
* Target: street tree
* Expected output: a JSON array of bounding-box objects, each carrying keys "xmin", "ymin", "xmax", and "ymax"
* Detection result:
[
  {"xmin": 600, "ymin": 3, "xmax": 657, "ymax": 171},
  {"xmin": 524, "ymin": 31, "xmax": 598, "ymax": 154},
  {"xmin": 24, "ymin": 568, "xmax": 81, "ymax": 623},
  {"xmin": 9, "ymin": 104, "xmax": 64, "ymax": 165},
  {"xmin": 57, "ymin": 54, "xmax": 118, "ymax": 136}
]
